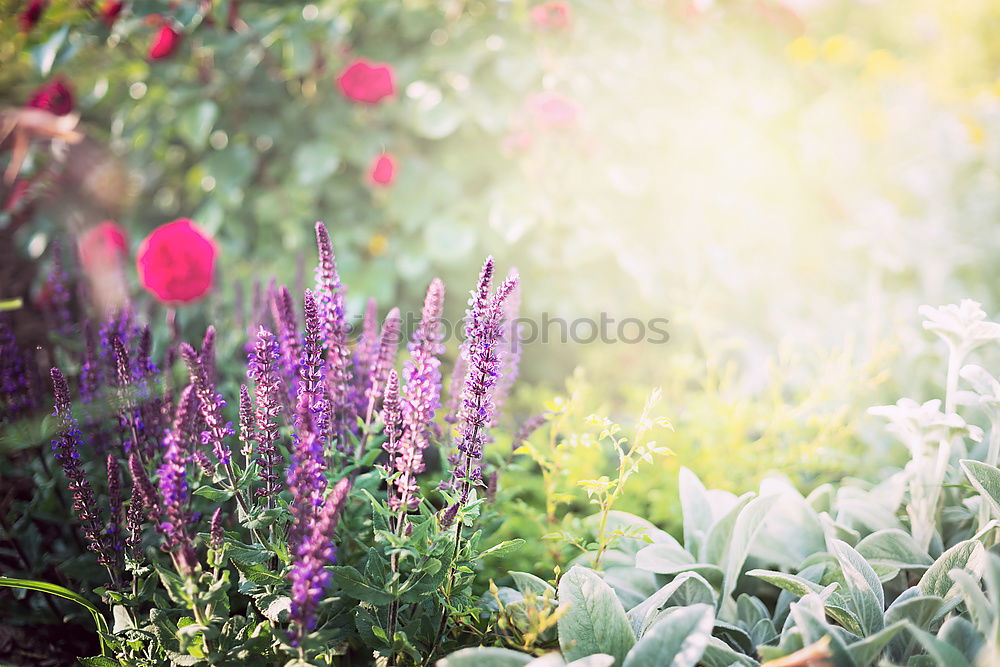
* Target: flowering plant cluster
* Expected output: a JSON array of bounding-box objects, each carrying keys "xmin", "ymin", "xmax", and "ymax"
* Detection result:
[{"xmin": 2, "ymin": 221, "xmax": 526, "ymax": 665}]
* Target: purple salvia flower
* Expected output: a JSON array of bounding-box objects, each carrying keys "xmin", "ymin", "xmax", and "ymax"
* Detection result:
[
  {"xmin": 352, "ymin": 298, "xmax": 379, "ymax": 416},
  {"xmin": 249, "ymin": 327, "xmax": 284, "ymax": 499},
  {"xmin": 111, "ymin": 334, "xmax": 146, "ymax": 456},
  {"xmin": 45, "ymin": 240, "xmax": 73, "ymax": 339},
  {"xmin": 297, "ymin": 290, "xmax": 330, "ymax": 444},
  {"xmin": 239, "ymin": 384, "xmax": 255, "ymax": 459},
  {"xmin": 288, "ymin": 477, "xmax": 351, "ymax": 644},
  {"xmin": 366, "ymin": 307, "xmax": 402, "ymax": 413},
  {"xmin": 50, "ymin": 368, "xmax": 112, "ymax": 567},
  {"xmin": 381, "ymin": 370, "xmax": 403, "ymax": 507},
  {"xmin": 446, "ymin": 258, "xmax": 495, "ymax": 424},
  {"xmin": 125, "ymin": 484, "xmax": 145, "ymax": 560},
  {"xmin": 209, "ymin": 508, "xmax": 224, "ymax": 551},
  {"xmin": 286, "ymin": 406, "xmax": 328, "ymax": 548},
  {"xmin": 199, "ymin": 326, "xmax": 217, "ymax": 387},
  {"xmin": 391, "ymin": 280, "xmax": 447, "ymax": 511},
  {"xmin": 313, "ymin": 222, "xmax": 343, "ymax": 340},
  {"xmin": 512, "ymin": 412, "xmax": 551, "ymax": 450},
  {"xmin": 80, "ymin": 321, "xmax": 103, "ymax": 403},
  {"xmin": 106, "ymin": 454, "xmax": 124, "ymax": 568},
  {"xmin": 181, "ymin": 340, "xmax": 234, "ymax": 466},
  {"xmin": 439, "ymin": 502, "xmax": 459, "ymax": 529},
  {"xmin": 128, "ymin": 451, "xmax": 161, "ymax": 522},
  {"xmin": 449, "ymin": 274, "xmax": 518, "ymax": 498},
  {"xmin": 0, "ymin": 316, "xmax": 37, "ymax": 423},
  {"xmin": 157, "ymin": 427, "xmax": 196, "ymax": 575},
  {"xmin": 272, "ymin": 286, "xmax": 301, "ymax": 392},
  {"xmin": 491, "ymin": 270, "xmax": 521, "ymax": 426}
]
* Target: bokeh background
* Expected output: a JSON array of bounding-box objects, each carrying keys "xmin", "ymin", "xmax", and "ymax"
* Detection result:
[{"xmin": 3, "ymin": 0, "xmax": 1000, "ymax": 656}]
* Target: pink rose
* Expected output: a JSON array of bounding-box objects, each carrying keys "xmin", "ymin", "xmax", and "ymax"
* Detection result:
[
  {"xmin": 337, "ymin": 59, "xmax": 395, "ymax": 104},
  {"xmin": 531, "ymin": 2, "xmax": 571, "ymax": 31},
  {"xmin": 149, "ymin": 24, "xmax": 181, "ymax": 60},
  {"xmin": 367, "ymin": 153, "xmax": 397, "ymax": 186},
  {"xmin": 137, "ymin": 219, "xmax": 216, "ymax": 304},
  {"xmin": 529, "ymin": 91, "xmax": 579, "ymax": 129},
  {"xmin": 80, "ymin": 221, "xmax": 128, "ymax": 272}
]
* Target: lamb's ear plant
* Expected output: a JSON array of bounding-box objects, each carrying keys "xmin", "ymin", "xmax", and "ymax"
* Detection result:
[
  {"xmin": 442, "ymin": 299, "xmax": 1000, "ymax": 667},
  {"xmin": 19, "ymin": 221, "xmax": 531, "ymax": 666}
]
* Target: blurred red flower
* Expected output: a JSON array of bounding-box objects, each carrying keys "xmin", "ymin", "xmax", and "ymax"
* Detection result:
[
  {"xmin": 137, "ymin": 219, "xmax": 216, "ymax": 304},
  {"xmin": 27, "ymin": 77, "xmax": 74, "ymax": 116},
  {"xmin": 529, "ymin": 91, "xmax": 579, "ymax": 129},
  {"xmin": 100, "ymin": 0, "xmax": 125, "ymax": 27},
  {"xmin": 80, "ymin": 221, "xmax": 128, "ymax": 272},
  {"xmin": 368, "ymin": 153, "xmax": 397, "ymax": 186},
  {"xmin": 531, "ymin": 1, "xmax": 572, "ymax": 31},
  {"xmin": 19, "ymin": 0, "xmax": 46, "ymax": 32},
  {"xmin": 337, "ymin": 59, "xmax": 395, "ymax": 104},
  {"xmin": 149, "ymin": 24, "xmax": 181, "ymax": 60}
]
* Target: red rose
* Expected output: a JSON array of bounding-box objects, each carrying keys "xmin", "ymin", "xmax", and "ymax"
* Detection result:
[
  {"xmin": 528, "ymin": 91, "xmax": 579, "ymax": 129},
  {"xmin": 149, "ymin": 24, "xmax": 181, "ymax": 60},
  {"xmin": 137, "ymin": 219, "xmax": 217, "ymax": 304},
  {"xmin": 27, "ymin": 77, "xmax": 74, "ymax": 116},
  {"xmin": 80, "ymin": 221, "xmax": 128, "ymax": 272},
  {"xmin": 337, "ymin": 59, "xmax": 395, "ymax": 104},
  {"xmin": 100, "ymin": 0, "xmax": 125, "ymax": 27},
  {"xmin": 367, "ymin": 153, "xmax": 397, "ymax": 186},
  {"xmin": 531, "ymin": 1, "xmax": 571, "ymax": 31},
  {"xmin": 19, "ymin": 0, "xmax": 46, "ymax": 32}
]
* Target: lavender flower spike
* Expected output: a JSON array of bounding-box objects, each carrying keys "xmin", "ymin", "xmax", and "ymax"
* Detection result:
[
  {"xmin": 50, "ymin": 368, "xmax": 114, "ymax": 570},
  {"xmin": 158, "ymin": 426, "xmax": 197, "ymax": 575},
  {"xmin": 273, "ymin": 286, "xmax": 301, "ymax": 391},
  {"xmin": 381, "ymin": 370, "xmax": 403, "ymax": 506},
  {"xmin": 107, "ymin": 454, "xmax": 124, "ymax": 569},
  {"xmin": 238, "ymin": 384, "xmax": 256, "ymax": 459},
  {"xmin": 289, "ymin": 477, "xmax": 351, "ymax": 645},
  {"xmin": 313, "ymin": 221, "xmax": 343, "ymax": 341},
  {"xmin": 449, "ymin": 274, "xmax": 519, "ymax": 498},
  {"xmin": 297, "ymin": 290, "xmax": 330, "ymax": 444},
  {"xmin": 446, "ymin": 257, "xmax": 494, "ymax": 424},
  {"xmin": 209, "ymin": 508, "xmax": 224, "ymax": 551},
  {"xmin": 249, "ymin": 327, "xmax": 284, "ymax": 500},
  {"xmin": 352, "ymin": 298, "xmax": 379, "ymax": 416},
  {"xmin": 181, "ymin": 340, "xmax": 234, "ymax": 466}
]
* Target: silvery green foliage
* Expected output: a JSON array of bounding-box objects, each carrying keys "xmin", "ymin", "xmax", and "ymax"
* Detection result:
[{"xmin": 443, "ymin": 301, "xmax": 1000, "ymax": 666}]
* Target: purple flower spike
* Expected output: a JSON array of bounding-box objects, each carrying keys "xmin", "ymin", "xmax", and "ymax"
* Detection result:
[
  {"xmin": 297, "ymin": 290, "xmax": 330, "ymax": 444},
  {"xmin": 352, "ymin": 298, "xmax": 379, "ymax": 417},
  {"xmin": 449, "ymin": 271, "xmax": 518, "ymax": 500},
  {"xmin": 239, "ymin": 384, "xmax": 256, "ymax": 459},
  {"xmin": 249, "ymin": 327, "xmax": 284, "ymax": 499},
  {"xmin": 128, "ymin": 452, "xmax": 161, "ymax": 522},
  {"xmin": 107, "ymin": 454, "xmax": 124, "ymax": 565},
  {"xmin": 125, "ymin": 484, "xmax": 145, "ymax": 561},
  {"xmin": 367, "ymin": 307, "xmax": 402, "ymax": 411},
  {"xmin": 446, "ymin": 258, "xmax": 494, "ymax": 424},
  {"xmin": 209, "ymin": 508, "xmax": 224, "ymax": 551},
  {"xmin": 289, "ymin": 477, "xmax": 351, "ymax": 644},
  {"xmin": 181, "ymin": 341, "xmax": 233, "ymax": 467},
  {"xmin": 50, "ymin": 368, "xmax": 113, "ymax": 567},
  {"xmin": 273, "ymin": 286, "xmax": 301, "ymax": 392},
  {"xmin": 157, "ymin": 427, "xmax": 196, "ymax": 575}
]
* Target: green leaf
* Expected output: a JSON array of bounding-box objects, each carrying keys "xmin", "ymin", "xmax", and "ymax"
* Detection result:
[
  {"xmin": 0, "ymin": 298, "xmax": 23, "ymax": 312},
  {"xmin": 78, "ymin": 658, "xmax": 120, "ymax": 667},
  {"xmin": 192, "ymin": 485, "xmax": 233, "ymax": 503},
  {"xmin": 330, "ymin": 565, "xmax": 394, "ymax": 605},
  {"xmin": 177, "ymin": 100, "xmax": 219, "ymax": 150},
  {"xmin": 31, "ymin": 25, "xmax": 69, "ymax": 76},
  {"xmin": 747, "ymin": 569, "xmax": 828, "ymax": 598},
  {"xmin": 623, "ymin": 604, "xmax": 714, "ymax": 667},
  {"xmin": 829, "ymin": 539, "xmax": 884, "ymax": 636},
  {"xmin": 678, "ymin": 467, "xmax": 714, "ymax": 558},
  {"xmin": 437, "ymin": 647, "xmax": 534, "ymax": 666},
  {"xmin": 510, "ymin": 571, "xmax": 556, "ymax": 597},
  {"xmin": 961, "ymin": 460, "xmax": 1000, "ymax": 518},
  {"xmin": 847, "ymin": 620, "xmax": 906, "ymax": 666},
  {"xmin": 721, "ymin": 494, "xmax": 779, "ymax": 603},
  {"xmin": 0, "ymin": 576, "xmax": 109, "ymax": 655},
  {"xmin": 557, "ymin": 566, "xmax": 636, "ymax": 664},
  {"xmin": 902, "ymin": 621, "xmax": 973, "ymax": 667},
  {"xmin": 855, "ymin": 529, "xmax": 932, "ymax": 569},
  {"xmin": 627, "ymin": 572, "xmax": 715, "ymax": 637},
  {"xmin": 293, "ymin": 143, "xmax": 341, "ymax": 187},
  {"xmin": 919, "ymin": 538, "xmax": 986, "ymax": 602},
  {"xmin": 477, "ymin": 539, "xmax": 526, "ymax": 560}
]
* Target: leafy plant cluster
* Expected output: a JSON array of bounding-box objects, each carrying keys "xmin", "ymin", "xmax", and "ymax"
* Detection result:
[{"xmin": 440, "ymin": 300, "xmax": 1000, "ymax": 666}]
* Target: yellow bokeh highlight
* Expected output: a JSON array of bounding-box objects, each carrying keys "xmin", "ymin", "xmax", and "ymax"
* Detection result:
[
  {"xmin": 821, "ymin": 35, "xmax": 858, "ymax": 65},
  {"xmin": 962, "ymin": 117, "xmax": 987, "ymax": 146},
  {"xmin": 863, "ymin": 49, "xmax": 902, "ymax": 80},
  {"xmin": 367, "ymin": 233, "xmax": 389, "ymax": 256},
  {"xmin": 786, "ymin": 37, "xmax": 818, "ymax": 64}
]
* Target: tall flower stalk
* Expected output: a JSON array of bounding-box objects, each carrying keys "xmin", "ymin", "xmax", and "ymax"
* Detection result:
[{"xmin": 248, "ymin": 326, "xmax": 284, "ymax": 505}]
